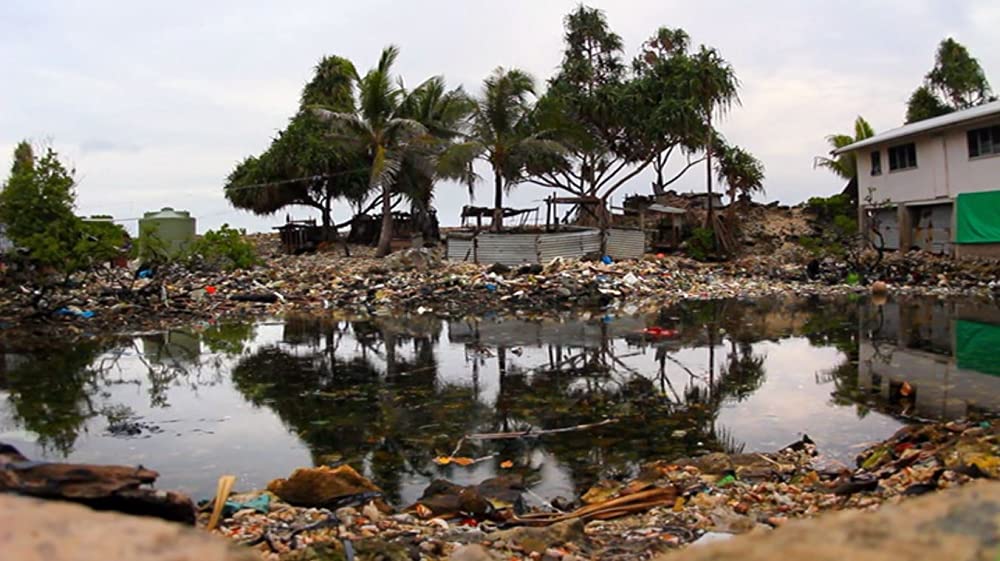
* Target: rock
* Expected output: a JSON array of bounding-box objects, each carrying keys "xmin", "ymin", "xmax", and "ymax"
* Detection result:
[
  {"xmin": 362, "ymin": 501, "xmax": 384, "ymax": 522},
  {"xmin": 0, "ymin": 493, "xmax": 256, "ymax": 561},
  {"xmin": 487, "ymin": 263, "xmax": 511, "ymax": 275},
  {"xmin": 281, "ymin": 543, "xmax": 346, "ymax": 561},
  {"xmin": 413, "ymin": 476, "xmax": 525, "ymax": 518},
  {"xmin": 650, "ymin": 481, "xmax": 1000, "ymax": 561},
  {"xmin": 450, "ymin": 544, "xmax": 497, "ymax": 561},
  {"xmin": 488, "ymin": 519, "xmax": 585, "ymax": 554},
  {"xmin": 266, "ymin": 464, "xmax": 381, "ymax": 508}
]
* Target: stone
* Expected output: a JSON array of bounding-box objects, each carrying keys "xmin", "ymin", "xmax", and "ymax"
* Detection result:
[
  {"xmin": 451, "ymin": 544, "xmax": 498, "ymax": 561},
  {"xmin": 651, "ymin": 481, "xmax": 1000, "ymax": 561},
  {"xmin": 488, "ymin": 519, "xmax": 585, "ymax": 554},
  {"xmin": 0, "ymin": 493, "xmax": 256, "ymax": 561},
  {"xmin": 266, "ymin": 464, "xmax": 381, "ymax": 508}
]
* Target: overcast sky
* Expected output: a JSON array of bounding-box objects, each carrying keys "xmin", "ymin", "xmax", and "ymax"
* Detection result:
[{"xmin": 2, "ymin": 1, "xmax": 997, "ymax": 233}]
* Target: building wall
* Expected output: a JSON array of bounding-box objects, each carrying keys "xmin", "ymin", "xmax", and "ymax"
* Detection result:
[{"xmin": 857, "ymin": 116, "xmax": 1000, "ymax": 205}]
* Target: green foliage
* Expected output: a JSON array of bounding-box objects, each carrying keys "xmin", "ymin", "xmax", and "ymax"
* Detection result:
[
  {"xmin": 905, "ymin": 85, "xmax": 952, "ymax": 123},
  {"xmin": 814, "ymin": 116, "xmax": 875, "ymax": 180},
  {"xmin": 438, "ymin": 67, "xmax": 566, "ymax": 229},
  {"xmin": 685, "ymin": 227, "xmax": 716, "ymax": 261},
  {"xmin": 188, "ymin": 224, "xmax": 259, "ymax": 271},
  {"xmin": 800, "ymin": 194, "xmax": 858, "ymax": 258},
  {"xmin": 0, "ymin": 142, "xmax": 127, "ymax": 275},
  {"xmin": 906, "ymin": 38, "xmax": 994, "ymax": 123},
  {"xmin": 225, "ymin": 55, "xmax": 369, "ymax": 237},
  {"xmin": 716, "ymin": 142, "xmax": 765, "ymax": 202}
]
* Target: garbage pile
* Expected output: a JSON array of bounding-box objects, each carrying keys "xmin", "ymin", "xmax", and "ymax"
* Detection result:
[
  {"xmin": 204, "ymin": 420, "xmax": 999, "ymax": 561},
  {"xmin": 1, "ymin": 240, "xmax": 876, "ymax": 342}
]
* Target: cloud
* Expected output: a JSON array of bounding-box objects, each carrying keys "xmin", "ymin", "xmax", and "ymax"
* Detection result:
[{"xmin": 1, "ymin": 1, "xmax": 997, "ymax": 231}]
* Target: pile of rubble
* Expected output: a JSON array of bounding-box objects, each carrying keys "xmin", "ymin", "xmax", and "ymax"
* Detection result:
[{"xmin": 201, "ymin": 420, "xmax": 999, "ymax": 561}]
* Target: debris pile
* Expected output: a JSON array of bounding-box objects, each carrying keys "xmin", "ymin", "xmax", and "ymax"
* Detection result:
[{"xmin": 201, "ymin": 420, "xmax": 999, "ymax": 560}]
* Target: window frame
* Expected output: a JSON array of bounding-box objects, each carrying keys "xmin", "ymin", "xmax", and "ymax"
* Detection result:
[
  {"xmin": 888, "ymin": 142, "xmax": 918, "ymax": 172},
  {"xmin": 968, "ymin": 124, "xmax": 1000, "ymax": 160},
  {"xmin": 870, "ymin": 150, "xmax": 882, "ymax": 176}
]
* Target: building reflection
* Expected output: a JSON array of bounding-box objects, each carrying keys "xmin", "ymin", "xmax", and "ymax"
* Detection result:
[{"xmin": 859, "ymin": 297, "xmax": 1000, "ymax": 420}]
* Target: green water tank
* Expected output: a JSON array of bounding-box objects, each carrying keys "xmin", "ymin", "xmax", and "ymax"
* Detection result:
[{"xmin": 138, "ymin": 207, "xmax": 196, "ymax": 257}]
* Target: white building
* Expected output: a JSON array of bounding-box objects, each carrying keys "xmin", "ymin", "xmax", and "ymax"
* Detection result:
[{"xmin": 835, "ymin": 100, "xmax": 1000, "ymax": 258}]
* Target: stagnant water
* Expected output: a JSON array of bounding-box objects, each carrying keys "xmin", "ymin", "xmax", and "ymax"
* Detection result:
[{"xmin": 2, "ymin": 295, "xmax": 999, "ymax": 506}]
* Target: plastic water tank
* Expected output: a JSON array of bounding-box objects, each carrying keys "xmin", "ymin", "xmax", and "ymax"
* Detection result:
[{"xmin": 138, "ymin": 207, "xmax": 196, "ymax": 257}]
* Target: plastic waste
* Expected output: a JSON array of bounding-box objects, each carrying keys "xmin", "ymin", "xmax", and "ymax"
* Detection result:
[
  {"xmin": 56, "ymin": 307, "xmax": 95, "ymax": 319},
  {"xmin": 601, "ymin": 255, "xmax": 613, "ymax": 265}
]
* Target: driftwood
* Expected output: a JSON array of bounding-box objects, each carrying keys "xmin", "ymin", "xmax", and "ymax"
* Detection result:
[
  {"xmin": 0, "ymin": 443, "xmax": 195, "ymax": 524},
  {"xmin": 510, "ymin": 487, "xmax": 677, "ymax": 526}
]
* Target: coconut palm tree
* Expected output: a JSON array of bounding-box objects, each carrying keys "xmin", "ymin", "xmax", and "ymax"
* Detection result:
[
  {"xmin": 396, "ymin": 78, "xmax": 474, "ymax": 242},
  {"xmin": 440, "ymin": 67, "xmax": 566, "ymax": 231},
  {"xmin": 688, "ymin": 46, "xmax": 740, "ymax": 228},
  {"xmin": 814, "ymin": 116, "xmax": 875, "ymax": 181},
  {"xmin": 312, "ymin": 45, "xmax": 432, "ymax": 257}
]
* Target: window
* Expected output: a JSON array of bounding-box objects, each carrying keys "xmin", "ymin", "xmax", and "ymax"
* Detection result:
[
  {"xmin": 870, "ymin": 150, "xmax": 882, "ymax": 176},
  {"xmin": 888, "ymin": 143, "xmax": 917, "ymax": 171},
  {"xmin": 968, "ymin": 125, "xmax": 1000, "ymax": 158}
]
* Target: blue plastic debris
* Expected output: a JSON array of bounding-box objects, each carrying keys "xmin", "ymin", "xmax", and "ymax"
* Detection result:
[
  {"xmin": 601, "ymin": 255, "xmax": 613, "ymax": 265},
  {"xmin": 485, "ymin": 283, "xmax": 497, "ymax": 293},
  {"xmin": 221, "ymin": 493, "xmax": 271, "ymax": 517},
  {"xmin": 56, "ymin": 307, "xmax": 95, "ymax": 319}
]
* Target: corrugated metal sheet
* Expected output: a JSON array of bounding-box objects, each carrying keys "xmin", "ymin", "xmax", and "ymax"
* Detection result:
[
  {"xmin": 448, "ymin": 317, "xmax": 647, "ymax": 348},
  {"xmin": 606, "ymin": 228, "xmax": 644, "ymax": 260},
  {"xmin": 446, "ymin": 228, "xmax": 606, "ymax": 265},
  {"xmin": 447, "ymin": 235, "xmax": 476, "ymax": 262},
  {"xmin": 872, "ymin": 208, "xmax": 900, "ymax": 250},
  {"xmin": 537, "ymin": 230, "xmax": 601, "ymax": 263},
  {"xmin": 476, "ymin": 232, "xmax": 539, "ymax": 266},
  {"xmin": 911, "ymin": 203, "xmax": 952, "ymax": 254}
]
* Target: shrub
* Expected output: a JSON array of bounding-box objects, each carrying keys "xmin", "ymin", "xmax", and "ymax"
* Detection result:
[
  {"xmin": 0, "ymin": 141, "xmax": 127, "ymax": 275},
  {"xmin": 685, "ymin": 227, "xmax": 716, "ymax": 261},
  {"xmin": 188, "ymin": 224, "xmax": 258, "ymax": 271}
]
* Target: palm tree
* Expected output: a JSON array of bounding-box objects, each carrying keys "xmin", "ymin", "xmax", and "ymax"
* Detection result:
[
  {"xmin": 440, "ymin": 68, "xmax": 566, "ymax": 231},
  {"xmin": 313, "ymin": 46, "xmax": 432, "ymax": 257},
  {"xmin": 688, "ymin": 46, "xmax": 740, "ymax": 228},
  {"xmin": 716, "ymin": 142, "xmax": 765, "ymax": 220},
  {"xmin": 814, "ymin": 116, "xmax": 875, "ymax": 181},
  {"xmin": 396, "ymin": 78, "xmax": 474, "ymax": 242}
]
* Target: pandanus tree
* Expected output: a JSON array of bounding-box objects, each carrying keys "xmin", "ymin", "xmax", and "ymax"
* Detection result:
[
  {"xmin": 439, "ymin": 68, "xmax": 566, "ymax": 231},
  {"xmin": 312, "ymin": 46, "xmax": 436, "ymax": 257},
  {"xmin": 224, "ymin": 56, "xmax": 369, "ymax": 241}
]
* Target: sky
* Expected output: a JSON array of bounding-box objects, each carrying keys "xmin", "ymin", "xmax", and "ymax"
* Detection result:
[{"xmin": 2, "ymin": 1, "xmax": 998, "ymax": 234}]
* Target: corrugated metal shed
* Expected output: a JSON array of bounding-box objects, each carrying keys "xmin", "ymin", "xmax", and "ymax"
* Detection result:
[
  {"xmin": 605, "ymin": 228, "xmax": 644, "ymax": 260},
  {"xmin": 537, "ymin": 230, "xmax": 601, "ymax": 263},
  {"xmin": 448, "ymin": 317, "xmax": 646, "ymax": 348},
  {"xmin": 446, "ymin": 227, "xmax": 645, "ymax": 265}
]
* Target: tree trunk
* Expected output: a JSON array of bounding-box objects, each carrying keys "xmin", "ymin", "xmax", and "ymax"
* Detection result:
[
  {"xmin": 376, "ymin": 183, "xmax": 393, "ymax": 257},
  {"xmin": 321, "ymin": 196, "xmax": 334, "ymax": 242},
  {"xmin": 705, "ymin": 110, "xmax": 715, "ymax": 231},
  {"xmin": 492, "ymin": 170, "xmax": 503, "ymax": 232}
]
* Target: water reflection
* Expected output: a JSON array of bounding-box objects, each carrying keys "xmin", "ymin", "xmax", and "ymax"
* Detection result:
[
  {"xmin": 1, "ymin": 296, "xmax": 997, "ymax": 504},
  {"xmin": 860, "ymin": 297, "xmax": 1000, "ymax": 420}
]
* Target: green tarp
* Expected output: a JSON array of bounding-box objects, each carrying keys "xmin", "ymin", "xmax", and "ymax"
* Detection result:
[
  {"xmin": 956, "ymin": 191, "xmax": 1000, "ymax": 244},
  {"xmin": 955, "ymin": 320, "xmax": 1000, "ymax": 376}
]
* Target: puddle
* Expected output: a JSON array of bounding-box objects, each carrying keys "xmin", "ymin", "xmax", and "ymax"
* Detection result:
[{"xmin": 1, "ymin": 295, "xmax": 997, "ymax": 505}]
